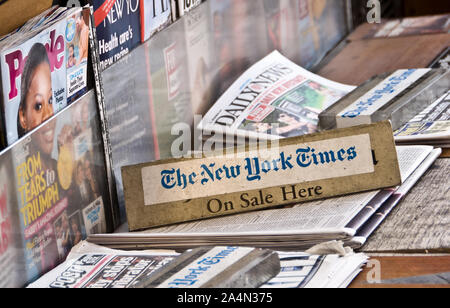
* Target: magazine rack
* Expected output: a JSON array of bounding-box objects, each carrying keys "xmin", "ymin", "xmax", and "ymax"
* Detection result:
[
  {"xmin": 0, "ymin": 0, "xmax": 352, "ymax": 287},
  {"xmin": 0, "ymin": 8, "xmax": 119, "ymax": 287}
]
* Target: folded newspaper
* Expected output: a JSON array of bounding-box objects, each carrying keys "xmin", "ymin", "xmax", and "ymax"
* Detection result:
[
  {"xmin": 395, "ymin": 91, "xmax": 450, "ymax": 148},
  {"xmin": 27, "ymin": 242, "xmax": 178, "ymax": 288},
  {"xmin": 197, "ymin": 51, "xmax": 355, "ymax": 142},
  {"xmin": 28, "ymin": 242, "xmax": 368, "ymax": 288},
  {"xmin": 262, "ymin": 250, "xmax": 368, "ymax": 288},
  {"xmin": 88, "ymin": 145, "xmax": 440, "ymax": 251}
]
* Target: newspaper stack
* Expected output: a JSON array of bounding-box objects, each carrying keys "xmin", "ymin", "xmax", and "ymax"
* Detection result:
[
  {"xmin": 318, "ymin": 68, "xmax": 449, "ymax": 132},
  {"xmin": 89, "ymin": 145, "xmax": 441, "ymax": 251},
  {"xmin": 27, "ymin": 242, "xmax": 368, "ymax": 288},
  {"xmin": 197, "ymin": 51, "xmax": 355, "ymax": 144},
  {"xmin": 132, "ymin": 246, "xmax": 281, "ymax": 288},
  {"xmin": 262, "ymin": 250, "xmax": 368, "ymax": 288},
  {"xmin": 395, "ymin": 91, "xmax": 450, "ymax": 148}
]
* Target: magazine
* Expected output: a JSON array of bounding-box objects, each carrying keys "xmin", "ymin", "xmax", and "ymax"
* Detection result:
[
  {"xmin": 173, "ymin": 0, "xmax": 203, "ymax": 18},
  {"xmin": 395, "ymin": 91, "xmax": 450, "ymax": 148},
  {"xmin": 0, "ymin": 90, "xmax": 114, "ymax": 286},
  {"xmin": 17, "ymin": 6, "xmax": 62, "ymax": 33},
  {"xmin": 208, "ymin": 0, "xmax": 238, "ymax": 99},
  {"xmin": 262, "ymin": 0, "xmax": 348, "ymax": 70},
  {"xmin": 65, "ymin": 8, "xmax": 91, "ymax": 103},
  {"xmin": 102, "ymin": 42, "xmax": 160, "ymax": 223},
  {"xmin": 0, "ymin": 0, "xmax": 54, "ymax": 38},
  {"xmin": 264, "ymin": 0, "xmax": 298, "ymax": 61},
  {"xmin": 101, "ymin": 19, "xmax": 194, "ymax": 223},
  {"xmin": 90, "ymin": 0, "xmax": 142, "ymax": 71},
  {"xmin": 295, "ymin": 0, "xmax": 317, "ymax": 67},
  {"xmin": 0, "ymin": 6, "xmax": 90, "ymax": 146},
  {"xmin": 0, "ymin": 148, "xmax": 23, "ymax": 288},
  {"xmin": 140, "ymin": 0, "xmax": 172, "ymax": 43},
  {"xmin": 207, "ymin": 0, "xmax": 269, "ymax": 107},
  {"xmin": 146, "ymin": 18, "xmax": 193, "ymax": 160},
  {"xmin": 229, "ymin": 0, "xmax": 269, "ymax": 79},
  {"xmin": 296, "ymin": 0, "xmax": 349, "ymax": 69},
  {"xmin": 88, "ymin": 145, "xmax": 437, "ymax": 251},
  {"xmin": 183, "ymin": 2, "xmax": 213, "ymax": 116},
  {"xmin": 198, "ymin": 51, "xmax": 355, "ymax": 142},
  {"xmin": 190, "ymin": 0, "xmax": 269, "ymax": 115}
]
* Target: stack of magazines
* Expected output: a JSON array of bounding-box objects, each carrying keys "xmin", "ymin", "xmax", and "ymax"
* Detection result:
[{"xmin": 0, "ymin": 5, "xmax": 90, "ymax": 148}]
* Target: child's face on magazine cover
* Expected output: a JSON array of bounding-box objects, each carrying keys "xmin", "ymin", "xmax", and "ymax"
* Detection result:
[{"xmin": 20, "ymin": 62, "xmax": 54, "ymax": 133}]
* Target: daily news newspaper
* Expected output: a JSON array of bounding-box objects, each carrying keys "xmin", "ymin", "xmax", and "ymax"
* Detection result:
[{"xmin": 198, "ymin": 51, "xmax": 355, "ymax": 141}]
